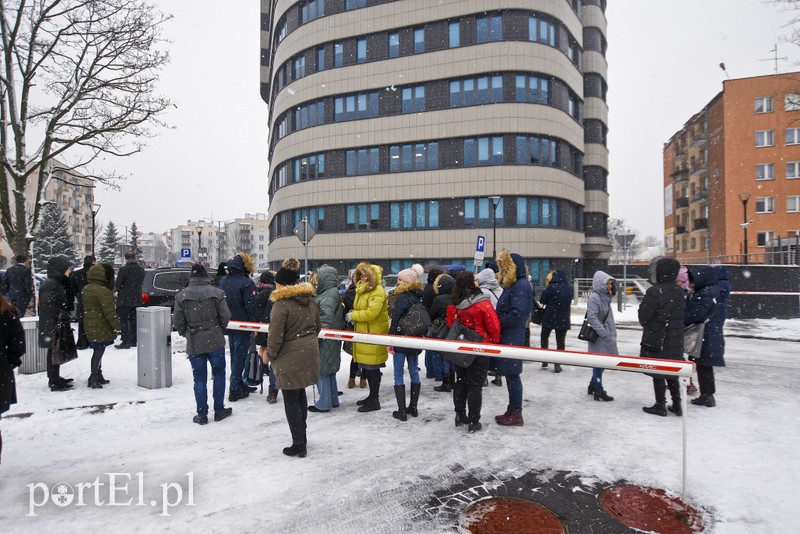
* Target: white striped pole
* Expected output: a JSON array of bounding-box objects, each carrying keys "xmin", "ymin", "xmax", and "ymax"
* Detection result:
[{"xmin": 227, "ymin": 321, "xmax": 694, "ymax": 378}]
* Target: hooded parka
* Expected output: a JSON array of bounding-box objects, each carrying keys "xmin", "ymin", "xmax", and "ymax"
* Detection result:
[
  {"xmin": 315, "ymin": 265, "xmax": 345, "ymax": 375},
  {"xmin": 173, "ymin": 276, "xmax": 231, "ymax": 356},
  {"xmin": 268, "ymin": 282, "xmax": 321, "ymax": 389},
  {"xmin": 349, "ymin": 263, "xmax": 389, "ymax": 366},
  {"xmin": 586, "ymin": 271, "xmax": 618, "ymax": 355},
  {"xmin": 37, "ymin": 256, "xmax": 73, "ymax": 348},
  {"xmin": 494, "ymin": 250, "xmax": 533, "ymax": 375},
  {"xmin": 638, "ymin": 257, "xmax": 685, "ymax": 359},
  {"xmin": 82, "ymin": 265, "xmax": 121, "ymax": 344},
  {"xmin": 539, "ymin": 269, "xmax": 573, "ymax": 331},
  {"xmin": 685, "ymin": 266, "xmax": 724, "ymax": 366}
]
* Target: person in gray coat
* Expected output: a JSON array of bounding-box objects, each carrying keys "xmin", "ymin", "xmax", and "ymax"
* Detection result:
[
  {"xmin": 309, "ymin": 265, "xmax": 344, "ymax": 413},
  {"xmin": 585, "ymin": 270, "xmax": 617, "ymax": 401},
  {"xmin": 173, "ymin": 263, "xmax": 232, "ymax": 425}
]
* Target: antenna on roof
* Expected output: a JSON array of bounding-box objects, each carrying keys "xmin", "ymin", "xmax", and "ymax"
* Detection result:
[{"xmin": 758, "ymin": 44, "xmax": 787, "ymax": 74}]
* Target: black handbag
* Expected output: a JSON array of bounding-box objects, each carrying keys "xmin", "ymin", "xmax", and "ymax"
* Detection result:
[
  {"xmin": 442, "ymin": 311, "xmax": 484, "ymax": 368},
  {"xmin": 397, "ymin": 302, "xmax": 432, "ymax": 337},
  {"xmin": 684, "ymin": 321, "xmax": 706, "ymax": 358},
  {"xmin": 52, "ymin": 315, "xmax": 78, "ymax": 365},
  {"xmin": 425, "ymin": 318, "xmax": 448, "ymax": 339},
  {"xmin": 531, "ymin": 303, "xmax": 545, "ymax": 325},
  {"xmin": 577, "ymin": 305, "xmax": 609, "ymax": 344}
]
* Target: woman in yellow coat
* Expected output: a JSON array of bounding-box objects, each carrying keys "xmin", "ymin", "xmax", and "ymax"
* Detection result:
[{"xmin": 345, "ymin": 262, "xmax": 389, "ymax": 413}]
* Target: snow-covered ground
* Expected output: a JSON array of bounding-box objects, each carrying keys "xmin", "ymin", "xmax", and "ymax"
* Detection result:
[{"xmin": 1, "ymin": 308, "xmax": 798, "ymax": 533}]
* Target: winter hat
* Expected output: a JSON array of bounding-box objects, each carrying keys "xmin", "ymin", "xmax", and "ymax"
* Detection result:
[
  {"xmin": 259, "ymin": 271, "xmax": 275, "ymax": 285},
  {"xmin": 397, "ymin": 268, "xmax": 418, "ymax": 284},
  {"xmin": 411, "ymin": 263, "xmax": 424, "ymax": 278},
  {"xmin": 275, "ymin": 258, "xmax": 300, "ymax": 286},
  {"xmin": 676, "ymin": 266, "xmax": 689, "ymax": 290},
  {"xmin": 190, "ymin": 263, "xmax": 208, "ymax": 278}
]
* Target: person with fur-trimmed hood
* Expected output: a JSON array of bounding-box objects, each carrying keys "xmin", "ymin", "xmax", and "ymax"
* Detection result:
[
  {"xmin": 221, "ymin": 252, "xmax": 258, "ymax": 402},
  {"xmin": 493, "ymin": 249, "xmax": 533, "ymax": 427},
  {"xmin": 429, "ymin": 273, "xmax": 455, "ymax": 391},
  {"xmin": 266, "ymin": 258, "xmax": 321, "ymax": 458},
  {"xmin": 344, "ymin": 262, "xmax": 389, "ymax": 413},
  {"xmin": 387, "ymin": 266, "xmax": 425, "ymax": 421},
  {"xmin": 539, "ymin": 269, "xmax": 574, "ymax": 373}
]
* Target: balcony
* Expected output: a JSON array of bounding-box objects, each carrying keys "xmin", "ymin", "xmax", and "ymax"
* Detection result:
[
  {"xmin": 692, "ymin": 218, "xmax": 708, "ymax": 230},
  {"xmin": 675, "ymin": 196, "xmax": 689, "ymax": 209},
  {"xmin": 691, "ymin": 188, "xmax": 708, "ymax": 203},
  {"xmin": 690, "ymin": 158, "xmax": 707, "ymax": 176},
  {"xmin": 690, "ymin": 130, "xmax": 708, "ymax": 148},
  {"xmin": 675, "ymin": 225, "xmax": 687, "ymax": 235}
]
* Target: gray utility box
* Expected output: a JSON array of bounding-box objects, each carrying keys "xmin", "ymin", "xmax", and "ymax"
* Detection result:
[
  {"xmin": 19, "ymin": 317, "xmax": 48, "ymax": 374},
  {"xmin": 137, "ymin": 307, "xmax": 173, "ymax": 389}
]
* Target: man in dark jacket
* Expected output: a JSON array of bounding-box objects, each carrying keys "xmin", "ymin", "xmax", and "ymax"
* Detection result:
[
  {"xmin": 174, "ymin": 263, "xmax": 232, "ymax": 425},
  {"xmin": 72, "ymin": 255, "xmax": 96, "ymax": 348},
  {"xmin": 220, "ymin": 253, "xmax": 257, "ymax": 401},
  {"xmin": 114, "ymin": 252, "xmax": 145, "ymax": 349},
  {"xmin": 255, "ymin": 271, "xmax": 279, "ymax": 402},
  {"xmin": 3, "ymin": 255, "xmax": 33, "ymax": 317},
  {"xmin": 639, "ymin": 257, "xmax": 686, "ymax": 417},
  {"xmin": 685, "ymin": 266, "xmax": 723, "ymax": 408},
  {"xmin": 38, "ymin": 255, "xmax": 74, "ymax": 391},
  {"xmin": 539, "ymin": 268, "xmax": 574, "ymax": 373},
  {"xmin": 1, "ymin": 292, "xmax": 26, "ymax": 464}
]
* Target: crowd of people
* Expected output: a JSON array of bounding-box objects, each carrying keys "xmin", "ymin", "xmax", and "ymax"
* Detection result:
[{"xmin": 0, "ymin": 249, "xmax": 730, "ymax": 462}]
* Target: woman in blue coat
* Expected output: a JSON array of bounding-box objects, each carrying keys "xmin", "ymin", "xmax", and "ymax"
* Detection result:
[
  {"xmin": 538, "ymin": 269, "xmax": 573, "ymax": 373},
  {"xmin": 685, "ymin": 266, "xmax": 723, "ymax": 408},
  {"xmin": 493, "ymin": 250, "xmax": 532, "ymax": 427}
]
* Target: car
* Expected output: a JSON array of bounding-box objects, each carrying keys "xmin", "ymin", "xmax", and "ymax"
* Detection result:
[{"xmin": 140, "ymin": 268, "xmax": 213, "ymax": 310}]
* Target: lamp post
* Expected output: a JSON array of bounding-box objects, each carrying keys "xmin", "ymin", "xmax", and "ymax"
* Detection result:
[
  {"xmin": 739, "ymin": 193, "xmax": 750, "ymax": 265},
  {"xmin": 196, "ymin": 225, "xmax": 203, "ymax": 263},
  {"xmin": 489, "ymin": 196, "xmax": 501, "ymax": 261},
  {"xmin": 614, "ymin": 233, "xmax": 636, "ymax": 312},
  {"xmin": 90, "ymin": 203, "xmax": 101, "ymax": 255}
]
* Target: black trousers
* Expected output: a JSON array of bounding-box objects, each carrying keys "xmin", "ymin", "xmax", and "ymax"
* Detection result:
[
  {"xmin": 541, "ymin": 328, "xmax": 566, "ymax": 350},
  {"xmin": 282, "ymin": 389, "xmax": 308, "ymax": 445},
  {"xmin": 696, "ymin": 364, "xmax": 716, "ymax": 395},
  {"xmin": 45, "ymin": 347, "xmax": 62, "ymax": 384},
  {"xmin": 652, "ymin": 377, "xmax": 681, "ymax": 405},
  {"xmin": 453, "ymin": 356, "xmax": 489, "ymax": 424}
]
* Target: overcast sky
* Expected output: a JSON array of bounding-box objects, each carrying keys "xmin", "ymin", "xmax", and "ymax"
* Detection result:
[{"xmin": 92, "ymin": 0, "xmax": 798, "ymax": 241}]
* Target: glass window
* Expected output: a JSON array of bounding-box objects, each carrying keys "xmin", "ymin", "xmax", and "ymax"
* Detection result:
[
  {"xmin": 516, "ymin": 196, "xmax": 527, "ymax": 224},
  {"xmin": 416, "ymin": 202, "xmax": 426, "ymax": 227},
  {"xmin": 756, "ymin": 130, "xmax": 774, "ymax": 147},
  {"xmin": 346, "ymin": 150, "xmax": 356, "ymax": 175},
  {"xmin": 346, "ymin": 205, "xmax": 355, "ymax": 228},
  {"xmin": 428, "ymin": 142, "xmax": 439, "ymax": 169},
  {"xmin": 391, "ymin": 203, "xmax": 400, "ymax": 228},
  {"xmin": 449, "ymin": 22, "xmax": 460, "ymax": 48},
  {"xmin": 515, "ymin": 75, "xmax": 526, "ymax": 101},
  {"xmin": 492, "ymin": 136, "xmax": 504, "ymax": 164},
  {"xmin": 786, "ymin": 162, "xmax": 799, "ymax": 179},
  {"xmin": 785, "ymin": 94, "xmax": 800, "ymax": 111},
  {"xmin": 357, "ymin": 93, "xmax": 367, "ymax": 117},
  {"xmin": 334, "ymin": 98, "xmax": 343, "ymax": 121},
  {"xmin": 334, "ymin": 42, "xmax": 343, "ymax": 67},
  {"xmin": 491, "ymin": 75, "xmax": 502, "ymax": 102},
  {"xmin": 402, "ymin": 144, "xmax": 413, "ymax": 171},
  {"xmin": 415, "ymin": 86, "xmax": 425, "ymax": 111},
  {"xmin": 464, "ymin": 199, "xmax": 475, "ymax": 225},
  {"xmin": 358, "ymin": 204, "xmax": 368, "ymax": 229},
  {"xmin": 478, "ymin": 137, "xmax": 489, "ymax": 163},
  {"xmin": 490, "ymin": 15, "xmax": 502, "ymax": 40},
  {"xmin": 478, "ymin": 198, "xmax": 490, "ymax": 224},
  {"xmin": 463, "ymin": 79, "xmax": 474, "ymax": 105},
  {"xmin": 755, "ymin": 197, "xmax": 775, "ymax": 214},
  {"xmin": 402, "ymin": 87, "xmax": 412, "ymax": 113},
  {"xmin": 787, "ymin": 128, "xmax": 800, "ymax": 145},
  {"xmin": 415, "ymin": 143, "xmax": 425, "ymax": 169},
  {"xmin": 390, "ymin": 146, "xmax": 400, "ymax": 172},
  {"xmin": 755, "ymin": 96, "xmax": 773, "ymax": 113},
  {"xmin": 477, "ymin": 17, "xmax": 489, "ymax": 43},
  {"xmin": 477, "ymin": 77, "xmax": 488, "ymax": 104},
  {"xmin": 787, "ymin": 196, "xmax": 800, "ymax": 213},
  {"xmin": 370, "ymin": 92, "xmax": 379, "ymax": 116},
  {"xmin": 414, "ymin": 27, "xmax": 425, "ymax": 54},
  {"xmin": 403, "ymin": 202, "xmax": 413, "ymax": 229},
  {"xmin": 429, "ymin": 201, "xmax": 439, "ymax": 227},
  {"xmin": 389, "ymin": 32, "xmax": 399, "ymax": 58},
  {"xmin": 371, "ymin": 204, "xmax": 379, "ymax": 224},
  {"xmin": 370, "ymin": 148, "xmax": 379, "ymax": 174},
  {"xmin": 450, "ymin": 81, "xmax": 460, "ymax": 107},
  {"xmin": 357, "ymin": 38, "xmax": 367, "ymax": 63},
  {"xmin": 464, "ymin": 138, "xmax": 475, "ymax": 166},
  {"xmin": 516, "ymin": 135, "xmax": 527, "ymax": 164},
  {"xmin": 316, "ymin": 46, "xmax": 325, "ymax": 71}
]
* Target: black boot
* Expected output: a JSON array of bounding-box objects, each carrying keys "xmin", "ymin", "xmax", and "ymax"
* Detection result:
[
  {"xmin": 97, "ymin": 370, "xmax": 110, "ymax": 385},
  {"xmin": 587, "ymin": 383, "xmax": 595, "ymax": 395},
  {"xmin": 554, "ymin": 364, "xmax": 563, "ymax": 373},
  {"xmin": 434, "ymin": 373, "xmax": 452, "ymax": 392},
  {"xmin": 284, "ymin": 391, "xmax": 307, "ymax": 456},
  {"xmin": 283, "ymin": 443, "xmax": 307, "ymax": 457},
  {"xmin": 87, "ymin": 374, "xmax": 103, "ymax": 389},
  {"xmin": 643, "ymin": 403, "xmax": 667, "ymax": 416},
  {"xmin": 407, "ymin": 383, "xmax": 420, "ymax": 418},
  {"xmin": 691, "ymin": 394, "xmax": 716, "ymax": 407},
  {"xmin": 594, "ymin": 389, "xmax": 614, "ymax": 401},
  {"xmin": 667, "ymin": 403, "xmax": 683, "ymax": 416},
  {"xmin": 392, "ymin": 385, "xmax": 407, "ymax": 421},
  {"xmin": 357, "ymin": 370, "xmax": 381, "ymax": 412}
]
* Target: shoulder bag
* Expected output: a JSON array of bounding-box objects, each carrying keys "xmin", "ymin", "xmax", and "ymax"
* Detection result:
[
  {"xmin": 684, "ymin": 321, "xmax": 707, "ymax": 358},
  {"xmin": 577, "ymin": 306, "xmax": 609, "ymax": 343},
  {"xmin": 531, "ymin": 302, "xmax": 545, "ymax": 325},
  {"xmin": 51, "ymin": 313, "xmax": 78, "ymax": 365},
  {"xmin": 397, "ymin": 301, "xmax": 432, "ymax": 337},
  {"xmin": 442, "ymin": 310, "xmax": 484, "ymax": 368}
]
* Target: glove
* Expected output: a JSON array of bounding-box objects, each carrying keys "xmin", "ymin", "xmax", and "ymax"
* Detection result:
[{"xmin": 345, "ymin": 312, "xmax": 353, "ymax": 324}]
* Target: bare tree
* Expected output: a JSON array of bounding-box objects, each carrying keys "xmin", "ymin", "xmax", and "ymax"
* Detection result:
[{"xmin": 0, "ymin": 0, "xmax": 172, "ymax": 255}]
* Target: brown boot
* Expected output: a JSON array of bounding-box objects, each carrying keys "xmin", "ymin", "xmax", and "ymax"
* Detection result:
[
  {"xmin": 347, "ymin": 378, "xmax": 356, "ymax": 389},
  {"xmin": 359, "ymin": 377, "xmax": 367, "ymax": 389},
  {"xmin": 495, "ymin": 409, "xmax": 523, "ymax": 426}
]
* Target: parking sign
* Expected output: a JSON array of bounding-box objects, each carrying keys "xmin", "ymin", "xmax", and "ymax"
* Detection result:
[{"xmin": 181, "ymin": 248, "xmax": 191, "ymax": 258}]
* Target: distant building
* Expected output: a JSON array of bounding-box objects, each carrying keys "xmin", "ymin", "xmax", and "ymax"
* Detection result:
[
  {"xmin": 663, "ymin": 72, "xmax": 800, "ymax": 264},
  {"xmin": 168, "ymin": 213, "xmax": 269, "ymax": 269}
]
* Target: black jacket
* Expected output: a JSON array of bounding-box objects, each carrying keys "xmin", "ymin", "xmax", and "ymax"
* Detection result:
[
  {"xmin": 37, "ymin": 256, "xmax": 73, "ymax": 348},
  {"xmin": 685, "ymin": 266, "xmax": 724, "ymax": 366},
  {"xmin": 115, "ymin": 260, "xmax": 145, "ymax": 307},
  {"xmin": 3, "ymin": 263, "xmax": 33, "ymax": 304},
  {"xmin": 428, "ymin": 274, "xmax": 454, "ymax": 324},
  {"xmin": 638, "ymin": 258, "xmax": 685, "ymax": 359},
  {"xmin": 254, "ymin": 283, "xmax": 274, "ymax": 346},
  {"xmin": 220, "ymin": 255, "xmax": 257, "ymax": 333},
  {"xmin": 0, "ymin": 308, "xmax": 25, "ymax": 413},
  {"xmin": 539, "ymin": 269, "xmax": 573, "ymax": 331}
]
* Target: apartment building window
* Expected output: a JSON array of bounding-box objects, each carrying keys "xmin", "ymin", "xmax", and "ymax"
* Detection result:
[
  {"xmin": 755, "ymin": 163, "xmax": 775, "ymax": 180},
  {"xmin": 389, "ymin": 32, "xmax": 399, "ymax": 58},
  {"xmin": 464, "ymin": 136, "xmax": 504, "ymax": 166},
  {"xmin": 464, "ymin": 198, "xmax": 504, "ymax": 227},
  {"xmin": 516, "ymin": 197, "xmax": 559, "ymax": 226},
  {"xmin": 477, "ymin": 15, "xmax": 502, "ymax": 43},
  {"xmin": 345, "ymin": 148, "xmax": 380, "ymax": 176},
  {"xmin": 345, "ymin": 0, "xmax": 366, "ymax": 9},
  {"xmin": 787, "ymin": 196, "xmax": 800, "ymax": 213},
  {"xmin": 785, "ymin": 94, "xmax": 800, "ymax": 111},
  {"xmin": 756, "ymin": 197, "xmax": 775, "ymax": 214},
  {"xmin": 294, "ymin": 207, "xmax": 325, "ymax": 231},
  {"xmin": 515, "ymin": 75, "xmax": 551, "ymax": 104},
  {"xmin": 390, "ymin": 201, "xmax": 440, "ymax": 229},
  {"xmin": 357, "ymin": 38, "xmax": 367, "ymax": 63},
  {"xmin": 293, "ymin": 54, "xmax": 305, "ymax": 78},
  {"xmin": 334, "ymin": 42, "xmax": 344, "ymax": 67},
  {"xmin": 389, "ymin": 142, "xmax": 438, "ymax": 172},
  {"xmin": 786, "ymin": 162, "xmax": 800, "ymax": 179},
  {"xmin": 450, "ymin": 75, "xmax": 503, "ymax": 107},
  {"xmin": 529, "ymin": 14, "xmax": 556, "ymax": 46},
  {"xmin": 299, "ymin": 0, "xmax": 324, "ymax": 24},
  {"xmin": 754, "ymin": 96, "xmax": 773, "ymax": 113},
  {"xmin": 346, "ymin": 203, "xmax": 379, "ymax": 230},
  {"xmin": 413, "ymin": 27, "xmax": 425, "ymax": 53},
  {"xmin": 786, "ymin": 128, "xmax": 800, "ymax": 145},
  {"xmin": 401, "ymin": 85, "xmax": 425, "ymax": 113},
  {"xmin": 757, "ymin": 231, "xmax": 775, "ymax": 247},
  {"xmin": 755, "ymin": 130, "xmax": 774, "ymax": 147},
  {"xmin": 316, "ymin": 46, "xmax": 325, "ymax": 71},
  {"xmin": 293, "ymin": 153, "xmax": 325, "ymax": 181},
  {"xmin": 516, "ymin": 135, "xmax": 557, "ymax": 167},
  {"xmin": 449, "ymin": 22, "xmax": 460, "ymax": 48},
  {"xmin": 294, "ymin": 101, "xmax": 324, "ymax": 130},
  {"xmin": 334, "ymin": 92, "xmax": 379, "ymax": 121}
]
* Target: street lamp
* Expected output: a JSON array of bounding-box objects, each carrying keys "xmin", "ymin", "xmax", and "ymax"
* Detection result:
[
  {"xmin": 739, "ymin": 193, "xmax": 750, "ymax": 265},
  {"xmin": 90, "ymin": 202, "xmax": 101, "ymax": 255},
  {"xmin": 489, "ymin": 196, "xmax": 501, "ymax": 261},
  {"xmin": 196, "ymin": 225, "xmax": 203, "ymax": 263}
]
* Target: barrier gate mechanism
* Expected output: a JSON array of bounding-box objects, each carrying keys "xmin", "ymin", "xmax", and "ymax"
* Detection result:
[{"xmin": 227, "ymin": 320, "xmax": 695, "ymax": 499}]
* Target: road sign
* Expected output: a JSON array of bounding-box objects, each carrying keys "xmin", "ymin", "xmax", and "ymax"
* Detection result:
[
  {"xmin": 294, "ymin": 220, "xmax": 316, "ymax": 244},
  {"xmin": 475, "ymin": 235, "xmax": 486, "ymax": 253},
  {"xmin": 181, "ymin": 248, "xmax": 191, "ymax": 258}
]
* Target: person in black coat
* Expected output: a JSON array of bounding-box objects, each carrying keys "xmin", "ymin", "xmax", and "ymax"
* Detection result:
[
  {"xmin": 213, "ymin": 262, "xmax": 227, "ymax": 287},
  {"xmin": 0, "ymin": 292, "xmax": 26, "ymax": 464},
  {"xmin": 221, "ymin": 253, "xmax": 258, "ymax": 401},
  {"xmin": 429, "ymin": 273, "xmax": 455, "ymax": 392},
  {"xmin": 538, "ymin": 269, "xmax": 573, "ymax": 373},
  {"xmin": 3, "ymin": 255, "xmax": 33, "ymax": 317},
  {"xmin": 422, "ymin": 265, "xmax": 444, "ymax": 378},
  {"xmin": 685, "ymin": 266, "xmax": 723, "ymax": 408},
  {"xmin": 72, "ymin": 255, "xmax": 96, "ymax": 348},
  {"xmin": 255, "ymin": 270, "xmax": 279, "ymax": 403},
  {"xmin": 114, "ymin": 252, "xmax": 145, "ymax": 349},
  {"xmin": 38, "ymin": 255, "xmax": 74, "ymax": 391},
  {"xmin": 638, "ymin": 257, "xmax": 686, "ymax": 417}
]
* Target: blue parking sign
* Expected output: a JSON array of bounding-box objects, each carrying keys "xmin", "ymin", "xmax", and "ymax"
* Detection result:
[
  {"xmin": 475, "ymin": 236, "xmax": 485, "ymax": 253},
  {"xmin": 181, "ymin": 248, "xmax": 191, "ymax": 258}
]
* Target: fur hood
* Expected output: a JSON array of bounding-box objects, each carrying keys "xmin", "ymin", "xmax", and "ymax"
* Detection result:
[
  {"xmin": 497, "ymin": 249, "xmax": 527, "ymax": 288},
  {"xmin": 394, "ymin": 279, "xmax": 424, "ymax": 296},
  {"xmin": 227, "ymin": 252, "xmax": 255, "ymax": 274},
  {"xmin": 354, "ymin": 262, "xmax": 381, "ymax": 292},
  {"xmin": 434, "ymin": 274, "xmax": 454, "ymax": 295},
  {"xmin": 270, "ymin": 282, "xmax": 316, "ymax": 303}
]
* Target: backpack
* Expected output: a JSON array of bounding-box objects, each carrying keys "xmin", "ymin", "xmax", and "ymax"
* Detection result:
[
  {"xmin": 397, "ymin": 301, "xmax": 432, "ymax": 337},
  {"xmin": 243, "ymin": 337, "xmax": 264, "ymax": 391}
]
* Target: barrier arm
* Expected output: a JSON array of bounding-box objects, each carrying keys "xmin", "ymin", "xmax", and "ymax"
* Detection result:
[{"xmin": 227, "ymin": 321, "xmax": 694, "ymax": 378}]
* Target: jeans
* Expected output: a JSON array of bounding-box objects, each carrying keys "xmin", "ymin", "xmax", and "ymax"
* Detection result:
[
  {"xmin": 227, "ymin": 332, "xmax": 251, "ymax": 393},
  {"xmin": 189, "ymin": 349, "xmax": 226, "ymax": 417},
  {"xmin": 429, "ymin": 351, "xmax": 450, "ymax": 380},
  {"xmin": 591, "ymin": 368, "xmax": 604, "ymax": 389},
  {"xmin": 505, "ymin": 374, "xmax": 523, "ymax": 410},
  {"xmin": 541, "ymin": 328, "xmax": 567, "ymax": 350},
  {"xmin": 424, "ymin": 351, "xmax": 434, "ymax": 378},
  {"xmin": 315, "ymin": 373, "xmax": 339, "ymax": 410},
  {"xmin": 268, "ymin": 364, "xmax": 278, "ymax": 395},
  {"xmin": 117, "ymin": 305, "xmax": 138, "ymax": 346},
  {"xmin": 393, "ymin": 351, "xmax": 420, "ymax": 386}
]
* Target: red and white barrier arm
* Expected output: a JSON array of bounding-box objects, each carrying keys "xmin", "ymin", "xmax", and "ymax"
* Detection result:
[{"xmin": 227, "ymin": 321, "xmax": 694, "ymax": 378}]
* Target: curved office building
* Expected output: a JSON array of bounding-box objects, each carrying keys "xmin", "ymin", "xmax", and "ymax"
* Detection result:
[{"xmin": 260, "ymin": 0, "xmax": 610, "ymax": 283}]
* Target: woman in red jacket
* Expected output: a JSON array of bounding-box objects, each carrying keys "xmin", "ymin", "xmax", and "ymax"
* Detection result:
[{"xmin": 445, "ymin": 271, "xmax": 501, "ymax": 433}]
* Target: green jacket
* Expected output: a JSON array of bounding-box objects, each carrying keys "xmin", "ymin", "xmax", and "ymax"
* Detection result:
[
  {"xmin": 350, "ymin": 263, "xmax": 389, "ymax": 366},
  {"xmin": 315, "ymin": 265, "xmax": 345, "ymax": 375},
  {"xmin": 82, "ymin": 265, "xmax": 120, "ymax": 343}
]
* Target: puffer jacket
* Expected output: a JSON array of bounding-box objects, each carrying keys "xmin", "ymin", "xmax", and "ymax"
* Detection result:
[
  {"xmin": 685, "ymin": 266, "xmax": 724, "ymax": 366},
  {"xmin": 539, "ymin": 269, "xmax": 573, "ymax": 331},
  {"xmin": 446, "ymin": 293, "xmax": 501, "ymax": 344},
  {"xmin": 82, "ymin": 265, "xmax": 121, "ymax": 344},
  {"xmin": 268, "ymin": 282, "xmax": 321, "ymax": 389},
  {"xmin": 428, "ymin": 274, "xmax": 455, "ymax": 325},
  {"xmin": 37, "ymin": 256, "xmax": 73, "ymax": 348},
  {"xmin": 0, "ymin": 308, "xmax": 25, "ymax": 414},
  {"xmin": 315, "ymin": 265, "xmax": 344, "ymax": 375},
  {"xmin": 476, "ymin": 268, "xmax": 502, "ymax": 308},
  {"xmin": 173, "ymin": 276, "xmax": 231, "ymax": 356},
  {"xmin": 586, "ymin": 271, "xmax": 618, "ymax": 355},
  {"xmin": 389, "ymin": 280, "xmax": 424, "ymax": 357},
  {"xmin": 422, "ymin": 266, "xmax": 445, "ymax": 309},
  {"xmin": 221, "ymin": 254, "xmax": 257, "ymax": 333},
  {"xmin": 494, "ymin": 250, "xmax": 533, "ymax": 375},
  {"xmin": 638, "ymin": 257, "xmax": 685, "ymax": 359},
  {"xmin": 350, "ymin": 263, "xmax": 389, "ymax": 366}
]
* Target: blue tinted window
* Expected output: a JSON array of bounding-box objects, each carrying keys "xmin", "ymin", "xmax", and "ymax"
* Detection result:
[
  {"xmin": 428, "ymin": 142, "xmax": 439, "ymax": 169},
  {"xmin": 389, "ymin": 32, "xmax": 399, "ymax": 58},
  {"xmin": 357, "ymin": 38, "xmax": 367, "ymax": 63},
  {"xmin": 517, "ymin": 197, "xmax": 527, "ymax": 224},
  {"xmin": 414, "ymin": 28, "xmax": 425, "ymax": 53},
  {"xmin": 429, "ymin": 201, "xmax": 439, "ymax": 227},
  {"xmin": 450, "ymin": 81, "xmax": 460, "ymax": 107},
  {"xmin": 403, "ymin": 202, "xmax": 413, "ymax": 229},
  {"xmin": 334, "ymin": 42, "xmax": 343, "ymax": 66},
  {"xmin": 464, "ymin": 138, "xmax": 475, "ymax": 166},
  {"xmin": 390, "ymin": 203, "xmax": 400, "ymax": 229},
  {"xmin": 390, "ymin": 146, "xmax": 400, "ymax": 172},
  {"xmin": 449, "ymin": 22, "xmax": 460, "ymax": 48}
]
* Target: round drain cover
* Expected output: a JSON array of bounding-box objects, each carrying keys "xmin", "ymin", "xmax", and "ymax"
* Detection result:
[
  {"xmin": 460, "ymin": 497, "xmax": 564, "ymax": 534},
  {"xmin": 599, "ymin": 485, "xmax": 704, "ymax": 533}
]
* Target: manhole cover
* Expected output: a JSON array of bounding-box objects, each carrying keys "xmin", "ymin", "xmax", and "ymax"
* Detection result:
[
  {"xmin": 460, "ymin": 497, "xmax": 564, "ymax": 534},
  {"xmin": 599, "ymin": 485, "xmax": 704, "ymax": 533}
]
